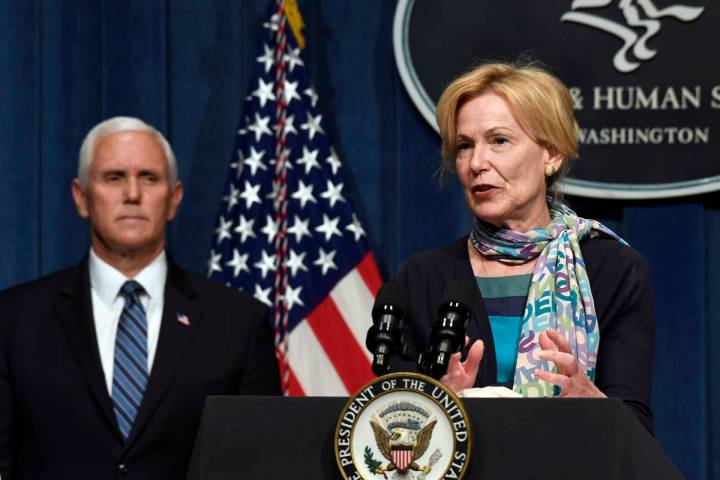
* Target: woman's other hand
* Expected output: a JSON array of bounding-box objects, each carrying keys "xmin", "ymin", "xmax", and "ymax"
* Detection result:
[
  {"xmin": 535, "ymin": 329, "xmax": 606, "ymax": 398},
  {"xmin": 440, "ymin": 337, "xmax": 484, "ymax": 393}
]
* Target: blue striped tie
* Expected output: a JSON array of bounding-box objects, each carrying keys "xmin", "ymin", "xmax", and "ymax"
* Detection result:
[{"xmin": 112, "ymin": 280, "xmax": 148, "ymax": 440}]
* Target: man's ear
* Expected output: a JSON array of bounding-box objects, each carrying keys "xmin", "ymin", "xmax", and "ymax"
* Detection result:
[
  {"xmin": 71, "ymin": 179, "xmax": 90, "ymax": 219},
  {"xmin": 167, "ymin": 180, "xmax": 184, "ymax": 221}
]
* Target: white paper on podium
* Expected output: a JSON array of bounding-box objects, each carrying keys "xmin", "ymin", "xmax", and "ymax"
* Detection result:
[{"xmin": 459, "ymin": 386, "xmax": 522, "ymax": 398}]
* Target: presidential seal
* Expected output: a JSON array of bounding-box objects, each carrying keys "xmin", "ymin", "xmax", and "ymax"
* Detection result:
[{"xmin": 335, "ymin": 373, "xmax": 471, "ymax": 479}]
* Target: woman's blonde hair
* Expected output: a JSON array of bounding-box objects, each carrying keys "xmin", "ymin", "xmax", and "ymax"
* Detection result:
[{"xmin": 436, "ymin": 61, "xmax": 579, "ymax": 190}]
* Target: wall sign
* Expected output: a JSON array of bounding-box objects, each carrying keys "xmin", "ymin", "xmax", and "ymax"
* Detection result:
[{"xmin": 393, "ymin": 0, "xmax": 717, "ymax": 199}]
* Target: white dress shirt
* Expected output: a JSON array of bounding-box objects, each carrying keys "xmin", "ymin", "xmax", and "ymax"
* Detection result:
[{"xmin": 89, "ymin": 248, "xmax": 167, "ymax": 394}]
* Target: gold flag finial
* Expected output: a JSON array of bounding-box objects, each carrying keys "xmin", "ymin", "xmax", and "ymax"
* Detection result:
[{"xmin": 284, "ymin": 0, "xmax": 305, "ymax": 49}]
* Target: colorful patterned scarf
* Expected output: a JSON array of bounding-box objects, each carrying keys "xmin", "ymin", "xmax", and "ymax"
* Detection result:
[{"xmin": 469, "ymin": 199, "xmax": 626, "ymax": 397}]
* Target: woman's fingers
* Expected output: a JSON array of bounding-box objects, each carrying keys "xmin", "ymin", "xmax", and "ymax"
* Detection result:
[
  {"xmin": 534, "ymin": 368, "xmax": 569, "ymax": 392},
  {"xmin": 544, "ymin": 329, "xmax": 573, "ymax": 354},
  {"xmin": 537, "ymin": 350, "xmax": 577, "ymax": 376},
  {"xmin": 439, "ymin": 340, "xmax": 484, "ymax": 394},
  {"xmin": 464, "ymin": 340, "xmax": 485, "ymax": 380},
  {"xmin": 535, "ymin": 349, "xmax": 607, "ymax": 398},
  {"xmin": 538, "ymin": 330, "xmax": 559, "ymax": 352}
]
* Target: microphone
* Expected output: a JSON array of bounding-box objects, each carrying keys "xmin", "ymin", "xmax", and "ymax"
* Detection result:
[
  {"xmin": 365, "ymin": 280, "xmax": 409, "ymax": 376},
  {"xmin": 428, "ymin": 279, "xmax": 475, "ymax": 379}
]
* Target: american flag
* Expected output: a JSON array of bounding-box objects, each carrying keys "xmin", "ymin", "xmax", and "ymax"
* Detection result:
[{"xmin": 208, "ymin": 0, "xmax": 380, "ymax": 396}]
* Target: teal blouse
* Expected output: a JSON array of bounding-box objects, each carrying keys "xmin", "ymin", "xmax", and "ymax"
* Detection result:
[{"xmin": 475, "ymin": 274, "xmax": 532, "ymax": 384}]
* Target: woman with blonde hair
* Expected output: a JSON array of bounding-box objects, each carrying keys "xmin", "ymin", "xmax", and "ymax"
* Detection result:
[{"xmin": 394, "ymin": 62, "xmax": 655, "ymax": 432}]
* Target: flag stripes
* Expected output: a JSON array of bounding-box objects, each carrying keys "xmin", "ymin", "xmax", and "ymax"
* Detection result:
[
  {"xmin": 287, "ymin": 258, "xmax": 379, "ymax": 395},
  {"xmin": 306, "ymin": 298, "xmax": 370, "ymax": 393},
  {"xmin": 287, "ymin": 320, "xmax": 347, "ymax": 395}
]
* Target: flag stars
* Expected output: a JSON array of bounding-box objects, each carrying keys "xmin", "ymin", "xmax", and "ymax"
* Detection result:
[
  {"xmin": 304, "ymin": 87, "xmax": 319, "ymax": 108},
  {"xmin": 239, "ymin": 181, "xmax": 262, "ymax": 208},
  {"xmin": 320, "ymin": 180, "xmax": 345, "ymax": 208},
  {"xmin": 261, "ymin": 214, "xmax": 278, "ymax": 244},
  {"xmin": 300, "ymin": 112, "xmax": 324, "ymax": 140},
  {"xmin": 269, "ymin": 148, "xmax": 293, "ymax": 170},
  {"xmin": 346, "ymin": 213, "xmax": 366, "ymax": 241},
  {"xmin": 283, "ymin": 80, "xmax": 301, "ymax": 105},
  {"xmin": 238, "ymin": 115, "xmax": 250, "ymax": 136},
  {"xmin": 314, "ymin": 248, "xmax": 338, "ymax": 275},
  {"xmin": 326, "ymin": 148, "xmax": 342, "ymax": 175},
  {"xmin": 254, "ymin": 284, "xmax": 272, "ymax": 306},
  {"xmin": 209, "ymin": 12, "xmax": 378, "ymax": 315},
  {"xmin": 222, "ymin": 184, "xmax": 240, "ymax": 211},
  {"xmin": 256, "ymin": 44, "xmax": 274, "ymax": 73},
  {"xmin": 285, "ymin": 114, "xmax": 298, "ymax": 136},
  {"xmin": 263, "ymin": 14, "xmax": 281, "ymax": 32},
  {"xmin": 229, "ymin": 149, "xmax": 242, "ymax": 172},
  {"xmin": 291, "ymin": 180, "xmax": 317, "ymax": 208},
  {"xmin": 226, "ymin": 249, "xmax": 250, "ymax": 277},
  {"xmin": 214, "ymin": 216, "xmax": 233, "ymax": 243},
  {"xmin": 315, "ymin": 214, "xmax": 341, "ymax": 242},
  {"xmin": 296, "ymin": 146, "xmax": 320, "ymax": 175},
  {"xmin": 266, "ymin": 180, "xmax": 282, "ymax": 200},
  {"xmin": 234, "ymin": 214, "xmax": 256, "ymax": 243},
  {"xmin": 285, "ymin": 249, "xmax": 308, "ymax": 276},
  {"xmin": 288, "ymin": 215, "xmax": 311, "ymax": 242},
  {"xmin": 284, "ymin": 285, "xmax": 304, "ymax": 310},
  {"xmin": 252, "ymin": 78, "xmax": 275, "ymax": 107},
  {"xmin": 207, "ymin": 250, "xmax": 222, "ymax": 276},
  {"xmin": 243, "ymin": 147, "xmax": 267, "ymax": 176},
  {"xmin": 284, "ymin": 47, "xmax": 304, "ymax": 72},
  {"xmin": 248, "ymin": 113, "xmax": 272, "ymax": 142},
  {"xmin": 274, "ymin": 114, "xmax": 297, "ymax": 137},
  {"xmin": 254, "ymin": 250, "xmax": 276, "ymax": 279}
]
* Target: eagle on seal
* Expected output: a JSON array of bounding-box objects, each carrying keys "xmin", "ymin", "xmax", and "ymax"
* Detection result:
[{"xmin": 370, "ymin": 417, "xmax": 437, "ymax": 474}]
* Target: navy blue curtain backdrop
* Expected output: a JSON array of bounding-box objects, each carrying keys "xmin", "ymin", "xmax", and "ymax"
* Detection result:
[{"xmin": 0, "ymin": 1, "xmax": 716, "ymax": 478}]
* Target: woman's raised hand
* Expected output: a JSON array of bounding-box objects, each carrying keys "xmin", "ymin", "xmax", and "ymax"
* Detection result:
[
  {"xmin": 439, "ymin": 337, "xmax": 485, "ymax": 393},
  {"xmin": 535, "ymin": 329, "xmax": 606, "ymax": 398}
]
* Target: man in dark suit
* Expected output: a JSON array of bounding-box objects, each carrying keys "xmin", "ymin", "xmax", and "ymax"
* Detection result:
[{"xmin": 0, "ymin": 117, "xmax": 280, "ymax": 479}]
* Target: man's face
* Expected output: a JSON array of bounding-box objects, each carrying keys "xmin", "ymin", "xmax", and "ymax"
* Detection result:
[{"xmin": 72, "ymin": 130, "xmax": 183, "ymax": 258}]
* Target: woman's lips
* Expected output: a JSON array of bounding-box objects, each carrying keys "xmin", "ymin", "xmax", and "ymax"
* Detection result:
[{"xmin": 471, "ymin": 185, "xmax": 498, "ymax": 198}]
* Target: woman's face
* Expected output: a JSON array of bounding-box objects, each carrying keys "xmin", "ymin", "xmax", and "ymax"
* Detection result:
[{"xmin": 454, "ymin": 91, "xmax": 562, "ymax": 231}]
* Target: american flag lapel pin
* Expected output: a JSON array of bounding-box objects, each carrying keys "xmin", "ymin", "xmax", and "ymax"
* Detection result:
[{"xmin": 176, "ymin": 312, "xmax": 190, "ymax": 326}]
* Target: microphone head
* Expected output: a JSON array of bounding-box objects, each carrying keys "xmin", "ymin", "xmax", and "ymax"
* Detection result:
[
  {"xmin": 372, "ymin": 280, "xmax": 409, "ymax": 319},
  {"xmin": 428, "ymin": 279, "xmax": 476, "ymax": 379}
]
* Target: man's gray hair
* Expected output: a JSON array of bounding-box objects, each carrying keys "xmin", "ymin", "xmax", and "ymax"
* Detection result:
[{"xmin": 77, "ymin": 116, "xmax": 178, "ymax": 189}]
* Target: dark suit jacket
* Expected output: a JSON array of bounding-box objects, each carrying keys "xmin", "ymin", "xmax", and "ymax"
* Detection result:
[
  {"xmin": 390, "ymin": 235, "xmax": 655, "ymax": 433},
  {"xmin": 0, "ymin": 258, "xmax": 280, "ymax": 480}
]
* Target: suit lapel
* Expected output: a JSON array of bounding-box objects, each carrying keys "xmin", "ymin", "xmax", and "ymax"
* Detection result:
[
  {"xmin": 123, "ymin": 261, "xmax": 205, "ymax": 451},
  {"xmin": 54, "ymin": 259, "xmax": 118, "ymax": 432}
]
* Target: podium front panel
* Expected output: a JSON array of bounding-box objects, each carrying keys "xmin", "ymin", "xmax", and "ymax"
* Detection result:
[{"xmin": 187, "ymin": 396, "xmax": 682, "ymax": 479}]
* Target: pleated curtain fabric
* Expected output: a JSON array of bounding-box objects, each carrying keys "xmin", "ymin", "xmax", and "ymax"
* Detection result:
[
  {"xmin": 111, "ymin": 280, "xmax": 148, "ymax": 440},
  {"xmin": 0, "ymin": 2, "xmax": 717, "ymax": 477}
]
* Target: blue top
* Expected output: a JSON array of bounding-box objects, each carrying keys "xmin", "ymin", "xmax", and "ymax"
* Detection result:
[{"xmin": 475, "ymin": 274, "xmax": 532, "ymax": 384}]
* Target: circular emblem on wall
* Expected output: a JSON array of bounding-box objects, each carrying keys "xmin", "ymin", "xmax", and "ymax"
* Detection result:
[
  {"xmin": 393, "ymin": 0, "xmax": 719, "ymax": 199},
  {"xmin": 334, "ymin": 372, "xmax": 471, "ymax": 480}
]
